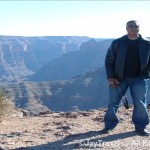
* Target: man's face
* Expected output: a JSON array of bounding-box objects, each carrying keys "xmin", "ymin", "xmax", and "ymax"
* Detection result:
[{"xmin": 126, "ymin": 21, "xmax": 140, "ymax": 35}]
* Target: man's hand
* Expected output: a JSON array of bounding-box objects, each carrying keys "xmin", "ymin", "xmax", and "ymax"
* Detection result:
[{"xmin": 108, "ymin": 78, "xmax": 120, "ymax": 88}]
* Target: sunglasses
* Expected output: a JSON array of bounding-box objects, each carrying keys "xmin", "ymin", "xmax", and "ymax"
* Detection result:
[{"xmin": 127, "ymin": 25, "xmax": 139, "ymax": 28}]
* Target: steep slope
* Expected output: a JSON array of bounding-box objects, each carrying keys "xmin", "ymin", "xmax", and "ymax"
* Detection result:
[
  {"xmin": 3, "ymin": 67, "xmax": 107, "ymax": 114},
  {"xmin": 29, "ymin": 39, "xmax": 113, "ymax": 81}
]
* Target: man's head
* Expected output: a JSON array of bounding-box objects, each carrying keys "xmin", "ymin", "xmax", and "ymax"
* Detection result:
[{"xmin": 126, "ymin": 20, "xmax": 140, "ymax": 37}]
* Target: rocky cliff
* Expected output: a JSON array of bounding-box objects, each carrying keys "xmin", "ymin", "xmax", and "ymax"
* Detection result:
[
  {"xmin": 29, "ymin": 39, "xmax": 113, "ymax": 81},
  {"xmin": 0, "ymin": 36, "xmax": 89, "ymax": 83},
  {"xmin": 2, "ymin": 67, "xmax": 107, "ymax": 114}
]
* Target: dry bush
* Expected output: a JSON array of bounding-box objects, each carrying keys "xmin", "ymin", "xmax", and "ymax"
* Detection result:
[{"xmin": 0, "ymin": 90, "xmax": 15, "ymax": 120}]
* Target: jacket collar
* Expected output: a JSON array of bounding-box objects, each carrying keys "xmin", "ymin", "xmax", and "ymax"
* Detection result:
[{"xmin": 121, "ymin": 34, "xmax": 148, "ymax": 42}]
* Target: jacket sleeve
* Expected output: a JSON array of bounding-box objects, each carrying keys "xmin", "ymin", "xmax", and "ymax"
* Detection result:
[
  {"xmin": 105, "ymin": 41, "xmax": 118, "ymax": 79},
  {"xmin": 138, "ymin": 40, "xmax": 150, "ymax": 78},
  {"xmin": 147, "ymin": 43, "xmax": 150, "ymax": 73}
]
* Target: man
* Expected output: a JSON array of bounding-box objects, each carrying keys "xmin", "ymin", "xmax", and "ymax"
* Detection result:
[{"xmin": 103, "ymin": 20, "xmax": 150, "ymax": 136}]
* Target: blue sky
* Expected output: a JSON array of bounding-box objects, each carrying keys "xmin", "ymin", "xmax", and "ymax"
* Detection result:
[{"xmin": 0, "ymin": 1, "xmax": 150, "ymax": 38}]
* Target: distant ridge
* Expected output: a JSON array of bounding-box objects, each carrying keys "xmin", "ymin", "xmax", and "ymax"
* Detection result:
[
  {"xmin": 0, "ymin": 36, "xmax": 90, "ymax": 84},
  {"xmin": 29, "ymin": 39, "xmax": 113, "ymax": 81}
]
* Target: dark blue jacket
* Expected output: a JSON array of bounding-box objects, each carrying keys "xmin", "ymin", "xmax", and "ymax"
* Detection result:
[{"xmin": 105, "ymin": 34, "xmax": 150, "ymax": 81}]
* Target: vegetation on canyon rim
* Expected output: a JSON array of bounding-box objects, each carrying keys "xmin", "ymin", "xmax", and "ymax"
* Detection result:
[{"xmin": 0, "ymin": 89, "xmax": 14, "ymax": 120}]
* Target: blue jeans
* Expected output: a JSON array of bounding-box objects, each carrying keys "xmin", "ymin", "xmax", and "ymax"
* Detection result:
[{"xmin": 104, "ymin": 77, "xmax": 149, "ymax": 130}]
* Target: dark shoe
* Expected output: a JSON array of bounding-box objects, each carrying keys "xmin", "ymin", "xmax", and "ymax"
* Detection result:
[
  {"xmin": 100, "ymin": 128, "xmax": 114, "ymax": 134},
  {"xmin": 135, "ymin": 128, "xmax": 150, "ymax": 136}
]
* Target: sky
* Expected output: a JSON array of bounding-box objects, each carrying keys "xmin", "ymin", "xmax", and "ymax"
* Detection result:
[{"xmin": 0, "ymin": 0, "xmax": 150, "ymax": 38}]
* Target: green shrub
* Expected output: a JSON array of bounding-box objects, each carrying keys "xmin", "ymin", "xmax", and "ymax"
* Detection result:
[{"xmin": 0, "ymin": 90, "xmax": 14, "ymax": 120}]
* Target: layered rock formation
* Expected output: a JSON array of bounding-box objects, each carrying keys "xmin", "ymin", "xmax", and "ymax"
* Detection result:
[
  {"xmin": 29, "ymin": 39, "xmax": 113, "ymax": 81},
  {"xmin": 2, "ymin": 68, "xmax": 107, "ymax": 114},
  {"xmin": 0, "ymin": 36, "xmax": 89, "ymax": 83}
]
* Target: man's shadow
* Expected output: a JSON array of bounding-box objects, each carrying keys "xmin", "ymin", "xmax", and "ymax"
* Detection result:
[{"xmin": 13, "ymin": 129, "xmax": 137, "ymax": 150}]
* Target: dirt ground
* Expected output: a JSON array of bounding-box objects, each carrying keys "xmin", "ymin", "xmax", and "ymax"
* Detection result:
[{"xmin": 0, "ymin": 106, "xmax": 150, "ymax": 150}]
